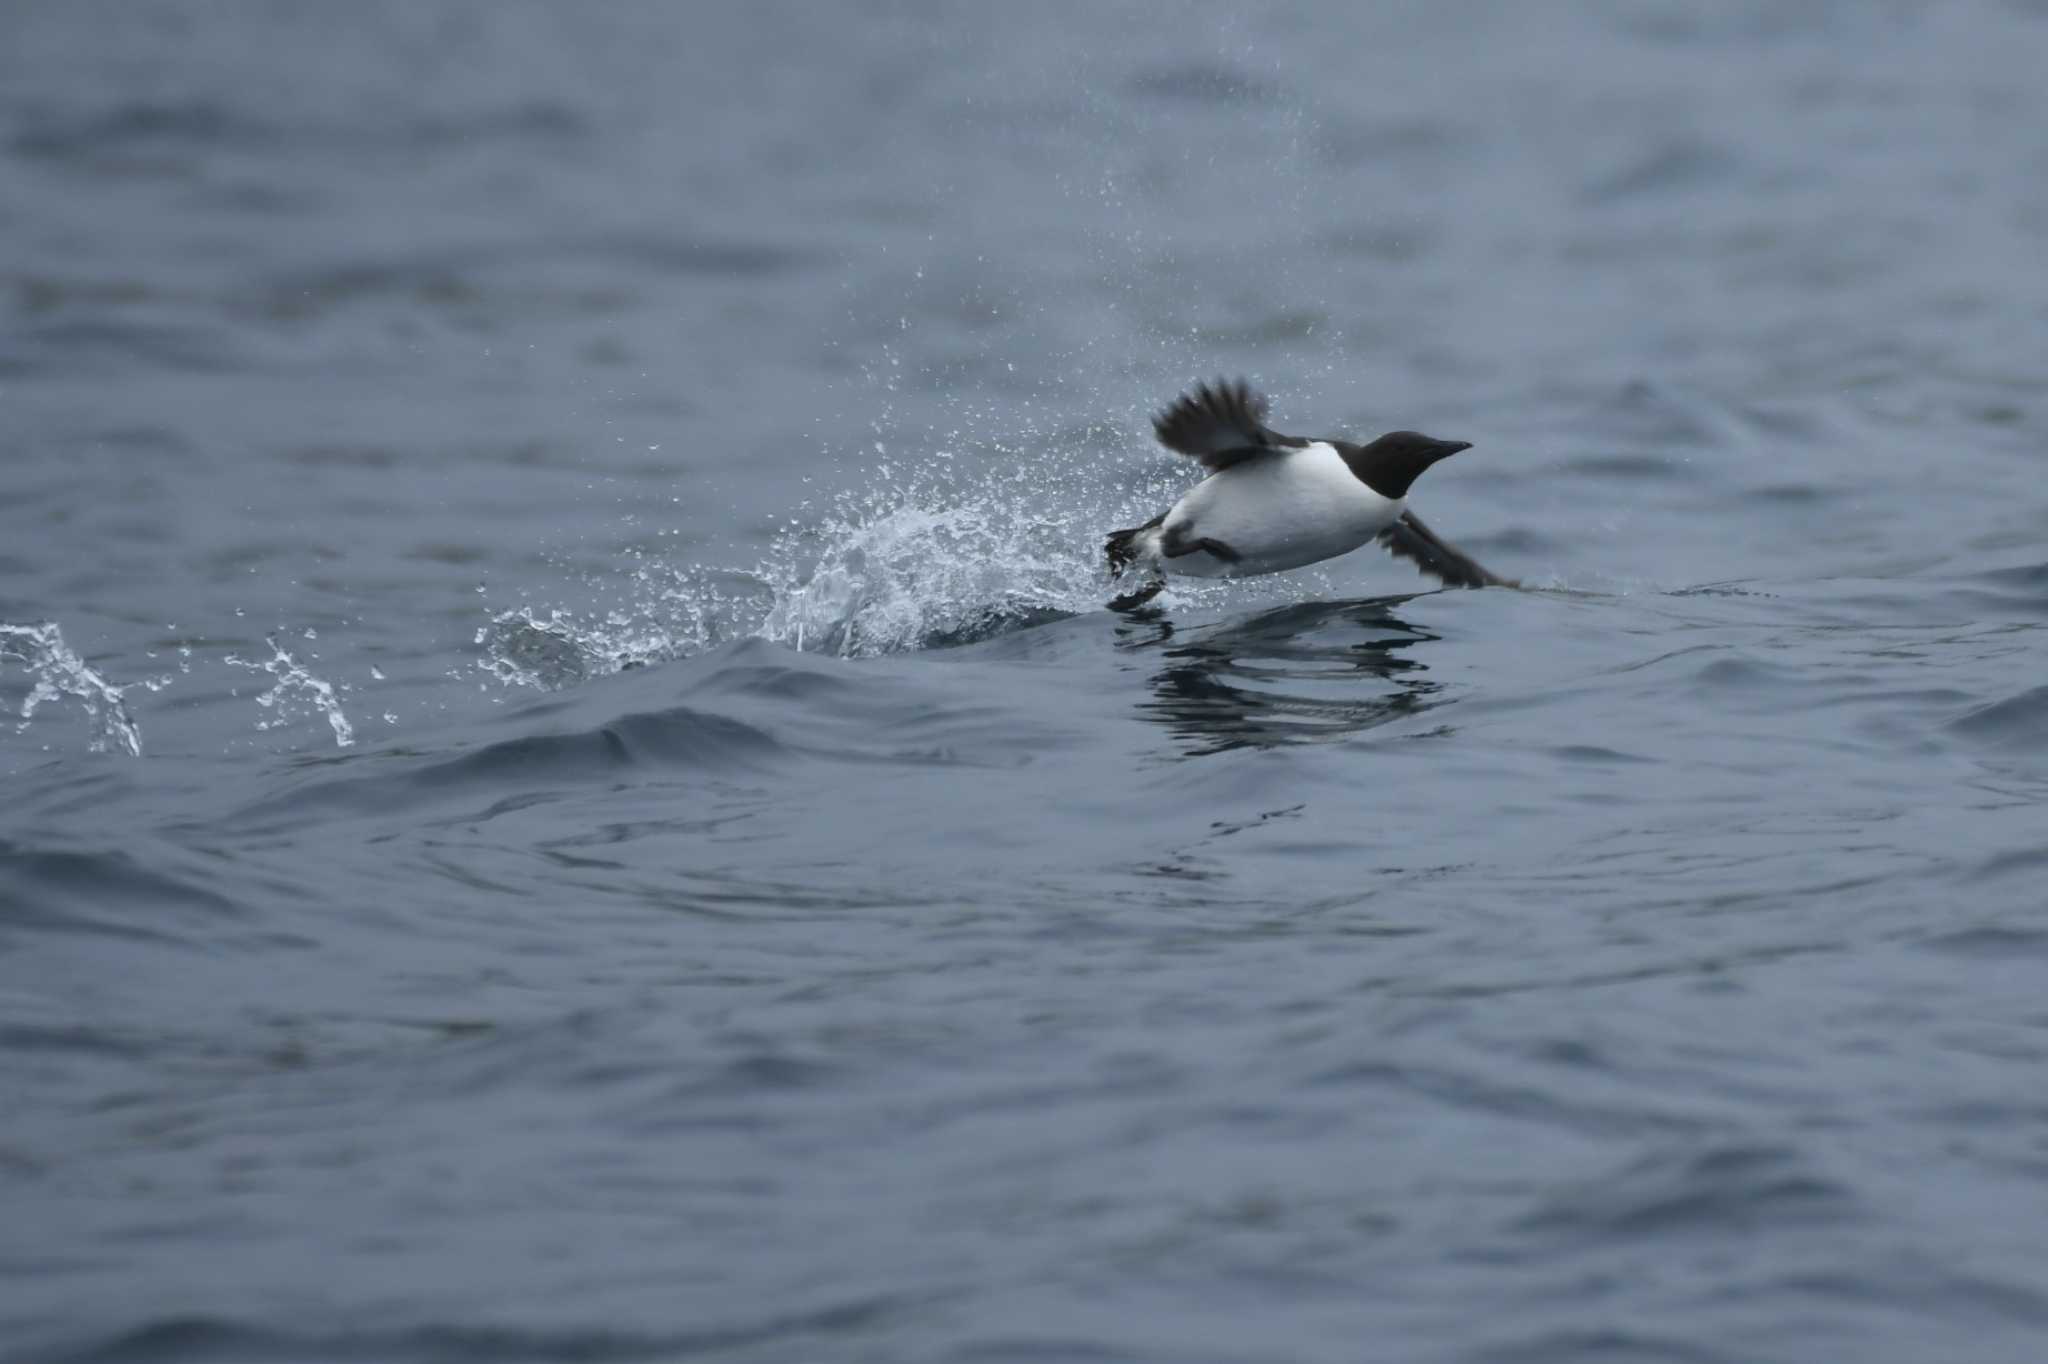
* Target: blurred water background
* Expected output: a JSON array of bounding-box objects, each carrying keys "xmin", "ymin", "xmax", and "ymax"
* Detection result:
[{"xmin": 7, "ymin": 3, "xmax": 2048, "ymax": 1360}]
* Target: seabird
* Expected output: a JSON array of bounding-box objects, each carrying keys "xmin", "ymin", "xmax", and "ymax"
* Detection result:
[{"xmin": 1104, "ymin": 379, "xmax": 1511, "ymax": 608}]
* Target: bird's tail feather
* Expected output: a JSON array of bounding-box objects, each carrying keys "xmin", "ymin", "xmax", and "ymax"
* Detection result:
[
  {"xmin": 1104, "ymin": 526, "xmax": 1144, "ymax": 575},
  {"xmin": 1104, "ymin": 515, "xmax": 1166, "ymax": 611},
  {"xmin": 1103, "ymin": 513, "xmax": 1165, "ymax": 575}
]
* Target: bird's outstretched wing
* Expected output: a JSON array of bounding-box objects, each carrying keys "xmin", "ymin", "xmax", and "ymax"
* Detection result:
[
  {"xmin": 1376, "ymin": 511, "xmax": 1516, "ymax": 589},
  {"xmin": 1151, "ymin": 379, "xmax": 1305, "ymax": 472}
]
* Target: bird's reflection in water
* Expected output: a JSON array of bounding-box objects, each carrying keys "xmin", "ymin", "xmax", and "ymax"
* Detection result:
[{"xmin": 1121, "ymin": 596, "xmax": 1447, "ymax": 755}]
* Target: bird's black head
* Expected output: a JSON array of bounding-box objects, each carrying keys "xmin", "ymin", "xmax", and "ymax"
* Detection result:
[{"xmin": 1341, "ymin": 431, "xmax": 1472, "ymax": 499}]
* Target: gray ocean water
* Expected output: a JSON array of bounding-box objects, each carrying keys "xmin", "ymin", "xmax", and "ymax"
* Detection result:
[{"xmin": 7, "ymin": 4, "xmax": 2048, "ymax": 1361}]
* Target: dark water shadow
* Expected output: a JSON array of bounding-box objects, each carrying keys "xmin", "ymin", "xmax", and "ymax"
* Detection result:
[{"xmin": 1129, "ymin": 596, "xmax": 1447, "ymax": 756}]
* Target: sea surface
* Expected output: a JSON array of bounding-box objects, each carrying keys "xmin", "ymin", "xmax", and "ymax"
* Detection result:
[{"xmin": 7, "ymin": 4, "xmax": 2048, "ymax": 1361}]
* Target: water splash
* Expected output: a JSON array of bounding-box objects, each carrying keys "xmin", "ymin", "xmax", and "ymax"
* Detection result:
[
  {"xmin": 752, "ymin": 490, "xmax": 1104, "ymax": 656},
  {"xmin": 475, "ymin": 435, "xmax": 1208, "ymax": 689},
  {"xmin": 226, "ymin": 636, "xmax": 355, "ymax": 748},
  {"xmin": 474, "ymin": 558, "xmax": 777, "ymax": 691},
  {"xmin": 476, "ymin": 609, "xmax": 596, "ymax": 691},
  {"xmin": 0, "ymin": 621, "xmax": 145, "ymax": 756}
]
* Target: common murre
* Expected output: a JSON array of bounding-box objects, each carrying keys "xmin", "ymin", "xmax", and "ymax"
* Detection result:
[{"xmin": 1104, "ymin": 379, "xmax": 1512, "ymax": 608}]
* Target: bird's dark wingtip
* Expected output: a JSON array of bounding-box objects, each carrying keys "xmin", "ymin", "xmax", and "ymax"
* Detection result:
[{"xmin": 1377, "ymin": 511, "xmax": 1516, "ymax": 589}]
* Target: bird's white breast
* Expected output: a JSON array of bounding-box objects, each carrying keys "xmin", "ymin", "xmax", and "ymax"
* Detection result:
[{"xmin": 1162, "ymin": 443, "xmax": 1402, "ymax": 576}]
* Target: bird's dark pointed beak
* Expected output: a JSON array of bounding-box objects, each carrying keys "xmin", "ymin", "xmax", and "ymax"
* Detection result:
[{"xmin": 1434, "ymin": 440, "xmax": 1472, "ymax": 459}]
